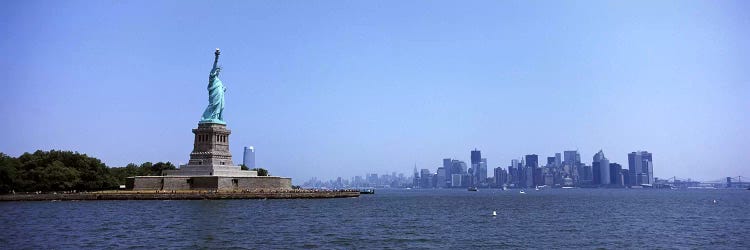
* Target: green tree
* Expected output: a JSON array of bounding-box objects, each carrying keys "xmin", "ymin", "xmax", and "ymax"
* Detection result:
[
  {"xmin": 40, "ymin": 161, "xmax": 81, "ymax": 191},
  {"xmin": 109, "ymin": 163, "xmax": 140, "ymax": 185},
  {"xmin": 151, "ymin": 162, "xmax": 176, "ymax": 176},
  {"xmin": 251, "ymin": 168, "xmax": 269, "ymax": 176},
  {"xmin": 12, "ymin": 150, "xmax": 118, "ymax": 192},
  {"xmin": 240, "ymin": 164, "xmax": 249, "ymax": 170},
  {"xmin": 0, "ymin": 153, "xmax": 19, "ymax": 193}
]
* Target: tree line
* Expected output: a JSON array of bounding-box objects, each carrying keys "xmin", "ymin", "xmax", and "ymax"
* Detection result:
[{"xmin": 0, "ymin": 150, "xmax": 268, "ymax": 194}]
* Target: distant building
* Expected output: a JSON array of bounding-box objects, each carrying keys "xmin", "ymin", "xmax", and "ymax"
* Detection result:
[
  {"xmin": 525, "ymin": 154, "xmax": 538, "ymax": 168},
  {"xmin": 413, "ymin": 166, "xmax": 420, "ymax": 187},
  {"xmin": 592, "ymin": 150, "xmax": 610, "ymax": 185},
  {"xmin": 609, "ymin": 163, "xmax": 623, "ymax": 186},
  {"xmin": 524, "ymin": 154, "xmax": 540, "ymax": 187},
  {"xmin": 471, "ymin": 149, "xmax": 482, "ymax": 166},
  {"xmin": 563, "ymin": 150, "xmax": 580, "ymax": 166},
  {"xmin": 436, "ymin": 167, "xmax": 446, "ymax": 188},
  {"xmin": 420, "ymin": 169, "xmax": 432, "ymax": 188},
  {"xmin": 451, "ymin": 174, "xmax": 462, "ymax": 187},
  {"xmin": 242, "ymin": 146, "xmax": 255, "ymax": 169},
  {"xmin": 494, "ymin": 167, "xmax": 508, "ymax": 187},
  {"xmin": 628, "ymin": 151, "xmax": 653, "ymax": 186},
  {"xmin": 442, "ymin": 158, "xmax": 453, "ymax": 187},
  {"xmin": 477, "ymin": 158, "xmax": 488, "ymax": 185},
  {"xmin": 547, "ymin": 157, "xmax": 556, "ymax": 167}
]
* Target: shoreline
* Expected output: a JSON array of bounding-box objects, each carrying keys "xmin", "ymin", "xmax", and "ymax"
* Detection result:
[{"xmin": 0, "ymin": 190, "xmax": 360, "ymax": 201}]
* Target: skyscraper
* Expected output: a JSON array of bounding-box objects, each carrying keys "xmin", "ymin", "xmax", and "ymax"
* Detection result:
[
  {"xmin": 243, "ymin": 146, "xmax": 255, "ymax": 169},
  {"xmin": 420, "ymin": 169, "xmax": 431, "ymax": 188},
  {"xmin": 546, "ymin": 157, "xmax": 556, "ymax": 167},
  {"xmin": 525, "ymin": 154, "xmax": 538, "ymax": 168},
  {"xmin": 525, "ymin": 154, "xmax": 540, "ymax": 187},
  {"xmin": 628, "ymin": 151, "xmax": 654, "ymax": 186},
  {"xmin": 609, "ymin": 163, "xmax": 623, "ymax": 186},
  {"xmin": 563, "ymin": 150, "xmax": 580, "ymax": 166},
  {"xmin": 494, "ymin": 167, "xmax": 508, "ymax": 187},
  {"xmin": 477, "ymin": 158, "xmax": 488, "ymax": 185},
  {"xmin": 471, "ymin": 149, "xmax": 482, "ymax": 166},
  {"xmin": 593, "ymin": 150, "xmax": 610, "ymax": 185}
]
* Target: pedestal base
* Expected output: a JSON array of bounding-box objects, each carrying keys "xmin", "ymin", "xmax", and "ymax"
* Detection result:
[
  {"xmin": 126, "ymin": 176, "xmax": 292, "ymax": 191},
  {"xmin": 164, "ymin": 164, "xmax": 257, "ymax": 177}
]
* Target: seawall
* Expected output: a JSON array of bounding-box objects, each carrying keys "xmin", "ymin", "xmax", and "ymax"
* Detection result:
[{"xmin": 0, "ymin": 190, "xmax": 360, "ymax": 201}]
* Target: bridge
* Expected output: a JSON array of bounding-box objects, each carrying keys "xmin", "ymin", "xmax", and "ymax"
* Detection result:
[{"xmin": 655, "ymin": 176, "xmax": 748, "ymax": 189}]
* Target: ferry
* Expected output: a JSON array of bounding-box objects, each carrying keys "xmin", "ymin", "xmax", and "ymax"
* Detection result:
[{"xmin": 359, "ymin": 189, "xmax": 375, "ymax": 194}]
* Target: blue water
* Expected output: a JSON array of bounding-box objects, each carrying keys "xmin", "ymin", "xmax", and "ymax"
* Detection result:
[{"xmin": 1, "ymin": 189, "xmax": 748, "ymax": 249}]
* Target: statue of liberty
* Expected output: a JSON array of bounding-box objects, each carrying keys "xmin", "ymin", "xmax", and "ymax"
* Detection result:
[{"xmin": 200, "ymin": 48, "xmax": 227, "ymax": 124}]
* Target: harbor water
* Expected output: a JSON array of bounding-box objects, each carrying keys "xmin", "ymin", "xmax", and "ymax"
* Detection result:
[{"xmin": 1, "ymin": 189, "xmax": 748, "ymax": 249}]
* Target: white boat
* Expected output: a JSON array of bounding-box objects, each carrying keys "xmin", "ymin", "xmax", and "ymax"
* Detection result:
[
  {"xmin": 492, "ymin": 211, "xmax": 497, "ymax": 216},
  {"xmin": 519, "ymin": 190, "xmax": 526, "ymax": 194}
]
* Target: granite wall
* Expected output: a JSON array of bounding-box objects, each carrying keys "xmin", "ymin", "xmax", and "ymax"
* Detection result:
[{"xmin": 129, "ymin": 176, "xmax": 292, "ymax": 190}]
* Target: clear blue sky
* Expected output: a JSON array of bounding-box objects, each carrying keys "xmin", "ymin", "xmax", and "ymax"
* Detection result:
[{"xmin": 1, "ymin": 1, "xmax": 748, "ymax": 183}]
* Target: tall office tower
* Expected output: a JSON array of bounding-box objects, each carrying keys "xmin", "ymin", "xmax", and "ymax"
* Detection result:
[
  {"xmin": 555, "ymin": 153, "xmax": 562, "ymax": 167},
  {"xmin": 593, "ymin": 150, "xmax": 610, "ymax": 185},
  {"xmin": 609, "ymin": 163, "xmax": 623, "ymax": 186},
  {"xmin": 524, "ymin": 154, "xmax": 539, "ymax": 187},
  {"xmin": 525, "ymin": 154, "xmax": 539, "ymax": 168},
  {"xmin": 437, "ymin": 167, "xmax": 446, "ymax": 188},
  {"xmin": 525, "ymin": 165, "xmax": 534, "ymax": 188},
  {"xmin": 477, "ymin": 158, "xmax": 488, "ymax": 185},
  {"xmin": 563, "ymin": 150, "xmax": 580, "ymax": 171},
  {"xmin": 628, "ymin": 151, "xmax": 654, "ymax": 186},
  {"xmin": 471, "ymin": 149, "xmax": 482, "ymax": 166},
  {"xmin": 413, "ymin": 166, "xmax": 420, "ymax": 187},
  {"xmin": 494, "ymin": 167, "xmax": 508, "ymax": 186},
  {"xmin": 242, "ymin": 146, "xmax": 255, "ymax": 169},
  {"xmin": 454, "ymin": 160, "xmax": 468, "ymax": 175},
  {"xmin": 443, "ymin": 158, "xmax": 453, "ymax": 187},
  {"xmin": 508, "ymin": 164, "xmax": 518, "ymax": 187},
  {"xmin": 547, "ymin": 157, "xmax": 556, "ymax": 167},
  {"xmin": 533, "ymin": 166, "xmax": 543, "ymax": 187},
  {"xmin": 420, "ymin": 169, "xmax": 432, "ymax": 188},
  {"xmin": 564, "ymin": 150, "xmax": 581, "ymax": 164}
]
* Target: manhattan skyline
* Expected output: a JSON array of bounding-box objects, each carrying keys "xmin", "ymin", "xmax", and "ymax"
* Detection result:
[{"xmin": 1, "ymin": 1, "xmax": 749, "ymax": 182}]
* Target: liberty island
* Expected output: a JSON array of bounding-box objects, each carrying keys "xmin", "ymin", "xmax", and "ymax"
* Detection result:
[
  {"xmin": 0, "ymin": 49, "xmax": 359, "ymax": 200},
  {"xmin": 126, "ymin": 48, "xmax": 293, "ymax": 190}
]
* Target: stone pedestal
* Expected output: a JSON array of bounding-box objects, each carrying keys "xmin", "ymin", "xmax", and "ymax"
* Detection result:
[{"xmin": 162, "ymin": 123, "xmax": 258, "ymax": 177}]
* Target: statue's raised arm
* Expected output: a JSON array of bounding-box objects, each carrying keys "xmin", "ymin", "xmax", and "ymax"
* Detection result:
[
  {"xmin": 200, "ymin": 48, "xmax": 227, "ymax": 125},
  {"xmin": 213, "ymin": 48, "xmax": 220, "ymax": 70}
]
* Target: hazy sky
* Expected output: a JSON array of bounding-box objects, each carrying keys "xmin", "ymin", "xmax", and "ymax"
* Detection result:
[{"xmin": 1, "ymin": 1, "xmax": 748, "ymax": 183}]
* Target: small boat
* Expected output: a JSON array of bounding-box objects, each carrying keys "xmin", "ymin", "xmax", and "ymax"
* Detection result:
[
  {"xmin": 492, "ymin": 211, "xmax": 497, "ymax": 216},
  {"xmin": 468, "ymin": 187, "xmax": 478, "ymax": 191},
  {"xmin": 535, "ymin": 187, "xmax": 540, "ymax": 191},
  {"xmin": 359, "ymin": 189, "xmax": 375, "ymax": 194},
  {"xmin": 519, "ymin": 190, "xmax": 526, "ymax": 194}
]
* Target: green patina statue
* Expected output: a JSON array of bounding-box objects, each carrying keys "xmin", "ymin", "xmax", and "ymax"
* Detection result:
[{"xmin": 200, "ymin": 48, "xmax": 227, "ymax": 124}]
